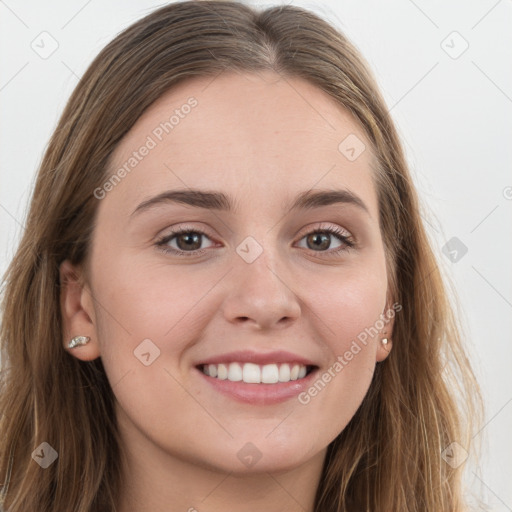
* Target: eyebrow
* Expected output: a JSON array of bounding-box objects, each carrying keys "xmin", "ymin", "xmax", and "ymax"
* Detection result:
[{"xmin": 130, "ymin": 188, "xmax": 371, "ymax": 219}]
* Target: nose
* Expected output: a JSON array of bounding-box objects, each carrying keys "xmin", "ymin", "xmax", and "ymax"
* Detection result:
[{"xmin": 220, "ymin": 245, "xmax": 301, "ymax": 331}]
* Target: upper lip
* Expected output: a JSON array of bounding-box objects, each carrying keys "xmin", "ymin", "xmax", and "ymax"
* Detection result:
[{"xmin": 196, "ymin": 350, "xmax": 318, "ymax": 367}]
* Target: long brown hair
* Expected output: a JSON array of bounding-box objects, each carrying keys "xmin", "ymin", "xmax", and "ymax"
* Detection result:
[{"xmin": 0, "ymin": 1, "xmax": 484, "ymax": 510}]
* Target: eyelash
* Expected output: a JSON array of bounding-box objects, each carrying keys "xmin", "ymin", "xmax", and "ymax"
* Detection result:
[{"xmin": 155, "ymin": 224, "xmax": 355, "ymax": 258}]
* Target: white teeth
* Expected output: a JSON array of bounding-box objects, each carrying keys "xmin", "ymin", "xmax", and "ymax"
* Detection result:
[
  {"xmin": 217, "ymin": 363, "xmax": 228, "ymax": 380},
  {"xmin": 201, "ymin": 362, "xmax": 310, "ymax": 383},
  {"xmin": 278, "ymin": 364, "xmax": 291, "ymax": 382},
  {"xmin": 228, "ymin": 362, "xmax": 243, "ymax": 381},
  {"xmin": 261, "ymin": 364, "xmax": 279, "ymax": 383},
  {"xmin": 243, "ymin": 363, "xmax": 260, "ymax": 383}
]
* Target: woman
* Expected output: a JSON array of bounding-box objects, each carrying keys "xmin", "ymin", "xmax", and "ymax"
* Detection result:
[{"xmin": 0, "ymin": 1, "xmax": 484, "ymax": 510}]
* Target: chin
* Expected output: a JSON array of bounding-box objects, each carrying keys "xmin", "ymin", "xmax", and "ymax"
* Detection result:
[{"xmin": 204, "ymin": 436, "xmax": 321, "ymax": 475}]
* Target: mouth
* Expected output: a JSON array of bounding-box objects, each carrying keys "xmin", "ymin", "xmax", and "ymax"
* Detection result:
[
  {"xmin": 196, "ymin": 362, "xmax": 317, "ymax": 384},
  {"xmin": 194, "ymin": 361, "xmax": 320, "ymax": 405},
  {"xmin": 194, "ymin": 349, "xmax": 320, "ymax": 404}
]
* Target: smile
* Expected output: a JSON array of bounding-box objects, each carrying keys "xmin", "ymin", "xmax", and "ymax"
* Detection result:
[{"xmin": 199, "ymin": 362, "xmax": 312, "ymax": 384}]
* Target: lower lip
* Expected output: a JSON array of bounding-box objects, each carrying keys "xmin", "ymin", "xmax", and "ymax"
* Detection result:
[{"xmin": 196, "ymin": 367, "xmax": 319, "ymax": 405}]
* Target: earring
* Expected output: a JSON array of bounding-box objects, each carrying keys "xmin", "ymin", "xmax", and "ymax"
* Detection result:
[
  {"xmin": 381, "ymin": 338, "xmax": 389, "ymax": 345},
  {"xmin": 67, "ymin": 335, "xmax": 91, "ymax": 349}
]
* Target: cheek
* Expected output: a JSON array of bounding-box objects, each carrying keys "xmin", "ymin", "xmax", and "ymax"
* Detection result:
[
  {"xmin": 91, "ymin": 252, "xmax": 227, "ymax": 397},
  {"xmin": 292, "ymin": 258, "xmax": 387, "ymax": 421},
  {"xmin": 304, "ymin": 257, "xmax": 387, "ymax": 352},
  {"xmin": 91, "ymin": 257, "xmax": 211, "ymax": 440},
  {"xmin": 94, "ymin": 253, "xmax": 216, "ymax": 343}
]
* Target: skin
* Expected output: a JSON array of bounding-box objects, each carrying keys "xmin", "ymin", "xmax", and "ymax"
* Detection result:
[{"xmin": 60, "ymin": 70, "xmax": 394, "ymax": 512}]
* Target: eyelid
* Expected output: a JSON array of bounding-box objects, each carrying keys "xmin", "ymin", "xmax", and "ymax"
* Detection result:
[
  {"xmin": 157, "ymin": 221, "xmax": 353, "ymax": 241},
  {"xmin": 155, "ymin": 221, "xmax": 356, "ymax": 257},
  {"xmin": 295, "ymin": 221, "xmax": 352, "ymax": 239},
  {"xmin": 155, "ymin": 223, "xmax": 217, "ymax": 254}
]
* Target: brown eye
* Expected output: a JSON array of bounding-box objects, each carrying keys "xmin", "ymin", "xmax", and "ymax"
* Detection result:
[
  {"xmin": 305, "ymin": 232, "xmax": 332, "ymax": 251},
  {"xmin": 296, "ymin": 226, "xmax": 354, "ymax": 254},
  {"xmin": 175, "ymin": 232, "xmax": 202, "ymax": 251},
  {"xmin": 156, "ymin": 226, "xmax": 215, "ymax": 257}
]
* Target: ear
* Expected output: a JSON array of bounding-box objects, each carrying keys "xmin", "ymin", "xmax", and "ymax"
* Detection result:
[
  {"xmin": 59, "ymin": 259, "xmax": 101, "ymax": 361},
  {"xmin": 376, "ymin": 300, "xmax": 399, "ymax": 363}
]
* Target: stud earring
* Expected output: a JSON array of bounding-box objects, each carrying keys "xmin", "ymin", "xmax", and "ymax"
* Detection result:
[
  {"xmin": 381, "ymin": 338, "xmax": 389, "ymax": 345},
  {"xmin": 67, "ymin": 335, "xmax": 91, "ymax": 349}
]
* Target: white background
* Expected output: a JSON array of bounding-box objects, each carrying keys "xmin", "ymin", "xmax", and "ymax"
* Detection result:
[{"xmin": 1, "ymin": 0, "xmax": 511, "ymax": 509}]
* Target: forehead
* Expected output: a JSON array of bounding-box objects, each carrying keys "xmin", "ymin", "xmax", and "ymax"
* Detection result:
[{"xmin": 102, "ymin": 70, "xmax": 378, "ymax": 218}]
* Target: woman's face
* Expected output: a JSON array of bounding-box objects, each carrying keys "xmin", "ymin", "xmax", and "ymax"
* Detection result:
[{"xmin": 61, "ymin": 70, "xmax": 393, "ymax": 474}]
